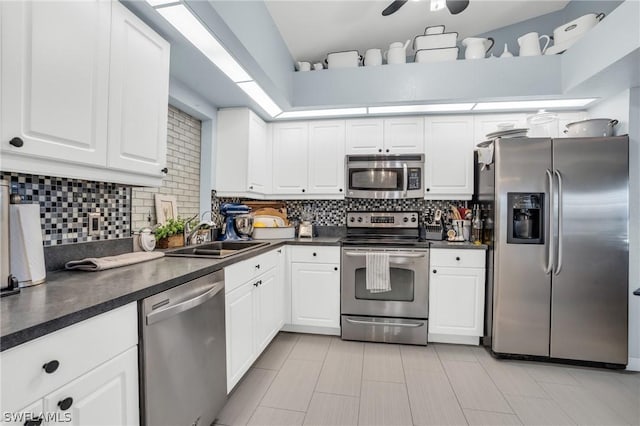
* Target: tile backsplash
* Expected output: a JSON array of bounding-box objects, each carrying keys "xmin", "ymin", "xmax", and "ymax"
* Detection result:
[
  {"xmin": 0, "ymin": 172, "xmax": 131, "ymax": 246},
  {"xmin": 214, "ymin": 193, "xmax": 465, "ymax": 226}
]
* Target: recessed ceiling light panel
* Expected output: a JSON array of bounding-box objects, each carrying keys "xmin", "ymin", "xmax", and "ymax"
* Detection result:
[
  {"xmin": 156, "ymin": 4, "xmax": 252, "ymax": 83},
  {"xmin": 474, "ymin": 99, "xmax": 597, "ymax": 110},
  {"xmin": 368, "ymin": 103, "xmax": 475, "ymax": 114},
  {"xmin": 277, "ymin": 108, "xmax": 367, "ymax": 119},
  {"xmin": 237, "ymin": 81, "xmax": 282, "ymax": 117}
]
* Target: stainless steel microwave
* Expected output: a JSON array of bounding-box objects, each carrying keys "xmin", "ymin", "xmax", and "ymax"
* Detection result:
[{"xmin": 345, "ymin": 154, "xmax": 424, "ymax": 199}]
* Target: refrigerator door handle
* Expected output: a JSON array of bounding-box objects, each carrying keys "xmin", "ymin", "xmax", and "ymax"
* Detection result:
[
  {"xmin": 554, "ymin": 169, "xmax": 564, "ymax": 275},
  {"xmin": 544, "ymin": 169, "xmax": 554, "ymax": 274}
]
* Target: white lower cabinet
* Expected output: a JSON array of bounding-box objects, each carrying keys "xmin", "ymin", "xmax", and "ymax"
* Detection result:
[
  {"xmin": 289, "ymin": 246, "xmax": 341, "ymax": 332},
  {"xmin": 291, "ymin": 263, "xmax": 340, "ymax": 328},
  {"xmin": 428, "ymin": 249, "xmax": 486, "ymax": 345},
  {"xmin": 43, "ymin": 347, "xmax": 139, "ymax": 426},
  {"xmin": 0, "ymin": 303, "xmax": 138, "ymax": 426},
  {"xmin": 224, "ymin": 248, "xmax": 283, "ymax": 393},
  {"xmin": 225, "ymin": 281, "xmax": 255, "ymax": 392}
]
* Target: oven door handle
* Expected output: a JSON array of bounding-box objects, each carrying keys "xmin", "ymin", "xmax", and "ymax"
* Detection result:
[
  {"xmin": 343, "ymin": 251, "xmax": 427, "ymax": 258},
  {"xmin": 345, "ymin": 318, "xmax": 424, "ymax": 328},
  {"xmin": 403, "ymin": 163, "xmax": 408, "ymax": 197}
]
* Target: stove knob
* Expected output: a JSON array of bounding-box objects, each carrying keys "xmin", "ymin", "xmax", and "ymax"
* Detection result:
[
  {"xmin": 411, "ymin": 217, "xmax": 417, "ymax": 222},
  {"xmin": 349, "ymin": 217, "xmax": 355, "ymax": 223},
  {"xmin": 403, "ymin": 217, "xmax": 408, "ymax": 223},
  {"xmin": 357, "ymin": 217, "xmax": 363, "ymax": 223}
]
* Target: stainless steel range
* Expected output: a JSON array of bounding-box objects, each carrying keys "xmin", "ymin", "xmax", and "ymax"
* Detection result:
[{"xmin": 341, "ymin": 211, "xmax": 429, "ymax": 345}]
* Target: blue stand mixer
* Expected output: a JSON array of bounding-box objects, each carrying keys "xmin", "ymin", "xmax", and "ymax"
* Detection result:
[{"xmin": 219, "ymin": 203, "xmax": 253, "ymax": 240}]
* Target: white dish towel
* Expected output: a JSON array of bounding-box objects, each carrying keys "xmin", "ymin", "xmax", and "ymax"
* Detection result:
[
  {"xmin": 366, "ymin": 252, "xmax": 391, "ymax": 293},
  {"xmin": 65, "ymin": 251, "xmax": 164, "ymax": 272}
]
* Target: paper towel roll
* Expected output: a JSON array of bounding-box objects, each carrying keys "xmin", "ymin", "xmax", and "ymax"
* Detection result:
[{"xmin": 10, "ymin": 204, "xmax": 46, "ymax": 286}]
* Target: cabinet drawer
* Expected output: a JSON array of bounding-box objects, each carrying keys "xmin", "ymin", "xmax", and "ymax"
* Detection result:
[
  {"xmin": 225, "ymin": 249, "xmax": 279, "ymax": 293},
  {"xmin": 290, "ymin": 246, "xmax": 340, "ymax": 264},
  {"xmin": 430, "ymin": 249, "xmax": 485, "ymax": 268},
  {"xmin": 0, "ymin": 303, "xmax": 137, "ymax": 413}
]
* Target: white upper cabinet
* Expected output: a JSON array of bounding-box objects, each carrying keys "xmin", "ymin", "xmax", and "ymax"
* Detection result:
[
  {"xmin": 0, "ymin": 0, "xmax": 170, "ymax": 186},
  {"xmin": 308, "ymin": 120, "xmax": 346, "ymax": 196},
  {"xmin": 215, "ymin": 108, "xmax": 269, "ymax": 196},
  {"xmin": 473, "ymin": 113, "xmax": 527, "ymax": 143},
  {"xmin": 0, "ymin": 0, "xmax": 111, "ymax": 165},
  {"xmin": 272, "ymin": 122, "xmax": 309, "ymax": 195},
  {"xmin": 346, "ymin": 117, "xmax": 424, "ymax": 155},
  {"xmin": 424, "ymin": 116, "xmax": 474, "ymax": 200},
  {"xmin": 345, "ymin": 119, "xmax": 384, "ymax": 154},
  {"xmin": 383, "ymin": 117, "xmax": 425, "ymax": 154},
  {"xmin": 247, "ymin": 112, "xmax": 270, "ymax": 194},
  {"xmin": 107, "ymin": 1, "xmax": 169, "ymax": 177}
]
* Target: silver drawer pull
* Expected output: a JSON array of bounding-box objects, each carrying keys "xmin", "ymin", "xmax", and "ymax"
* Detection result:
[{"xmin": 345, "ymin": 318, "xmax": 424, "ymax": 328}]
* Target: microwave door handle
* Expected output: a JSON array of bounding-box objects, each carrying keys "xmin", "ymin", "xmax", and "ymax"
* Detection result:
[{"xmin": 403, "ymin": 163, "xmax": 408, "ymax": 197}]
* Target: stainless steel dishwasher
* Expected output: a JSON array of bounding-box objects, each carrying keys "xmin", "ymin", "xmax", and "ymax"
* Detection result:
[{"xmin": 140, "ymin": 270, "xmax": 226, "ymax": 426}]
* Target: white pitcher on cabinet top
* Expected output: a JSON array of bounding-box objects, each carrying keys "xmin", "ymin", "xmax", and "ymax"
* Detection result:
[
  {"xmin": 462, "ymin": 37, "xmax": 494, "ymax": 59},
  {"xmin": 384, "ymin": 40, "xmax": 411, "ymax": 64},
  {"xmin": 517, "ymin": 32, "xmax": 551, "ymax": 56}
]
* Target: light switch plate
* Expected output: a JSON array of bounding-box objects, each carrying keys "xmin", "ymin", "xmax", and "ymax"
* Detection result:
[{"xmin": 89, "ymin": 212, "xmax": 100, "ymax": 237}]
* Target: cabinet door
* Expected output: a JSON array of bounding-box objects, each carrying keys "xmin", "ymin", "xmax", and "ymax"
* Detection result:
[
  {"xmin": 107, "ymin": 2, "xmax": 169, "ymax": 177},
  {"xmin": 473, "ymin": 113, "xmax": 527, "ymax": 143},
  {"xmin": 308, "ymin": 120, "xmax": 346, "ymax": 196},
  {"xmin": 272, "ymin": 122, "xmax": 309, "ymax": 195},
  {"xmin": 254, "ymin": 268, "xmax": 279, "ymax": 354},
  {"xmin": 2, "ymin": 399, "xmax": 43, "ymax": 426},
  {"xmin": 277, "ymin": 248, "xmax": 289, "ymax": 327},
  {"xmin": 0, "ymin": 0, "xmax": 110, "ymax": 165},
  {"xmin": 225, "ymin": 282, "xmax": 255, "ymax": 392},
  {"xmin": 43, "ymin": 347, "xmax": 139, "ymax": 426},
  {"xmin": 384, "ymin": 117, "xmax": 424, "ymax": 154},
  {"xmin": 428, "ymin": 267, "xmax": 485, "ymax": 336},
  {"xmin": 291, "ymin": 263, "xmax": 340, "ymax": 328},
  {"xmin": 424, "ymin": 116, "xmax": 474, "ymax": 199},
  {"xmin": 247, "ymin": 112, "xmax": 270, "ymax": 194},
  {"xmin": 345, "ymin": 119, "xmax": 383, "ymax": 155}
]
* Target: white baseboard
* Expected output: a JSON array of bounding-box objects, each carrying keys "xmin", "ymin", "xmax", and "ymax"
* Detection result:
[
  {"xmin": 626, "ymin": 357, "xmax": 640, "ymax": 371},
  {"xmin": 281, "ymin": 324, "xmax": 341, "ymax": 336},
  {"xmin": 428, "ymin": 333, "xmax": 480, "ymax": 345}
]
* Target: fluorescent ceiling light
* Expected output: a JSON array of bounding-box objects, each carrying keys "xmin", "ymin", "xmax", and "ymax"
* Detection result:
[
  {"xmin": 430, "ymin": 0, "xmax": 446, "ymax": 11},
  {"xmin": 277, "ymin": 108, "xmax": 367, "ymax": 119},
  {"xmin": 368, "ymin": 103, "xmax": 475, "ymax": 114},
  {"xmin": 237, "ymin": 81, "xmax": 282, "ymax": 117},
  {"xmin": 474, "ymin": 99, "xmax": 597, "ymax": 110},
  {"xmin": 156, "ymin": 4, "xmax": 252, "ymax": 83},
  {"xmin": 145, "ymin": 0, "xmax": 178, "ymax": 7}
]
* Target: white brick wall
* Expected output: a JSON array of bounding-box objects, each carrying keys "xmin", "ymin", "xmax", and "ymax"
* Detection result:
[{"xmin": 131, "ymin": 105, "xmax": 202, "ymax": 231}]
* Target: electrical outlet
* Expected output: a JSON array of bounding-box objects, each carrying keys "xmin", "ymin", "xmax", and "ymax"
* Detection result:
[{"xmin": 89, "ymin": 211, "xmax": 101, "ymax": 237}]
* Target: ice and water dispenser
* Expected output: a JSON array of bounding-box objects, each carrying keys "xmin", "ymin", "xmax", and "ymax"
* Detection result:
[{"xmin": 507, "ymin": 193, "xmax": 544, "ymax": 244}]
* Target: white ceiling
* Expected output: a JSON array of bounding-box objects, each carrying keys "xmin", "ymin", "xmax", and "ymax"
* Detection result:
[{"xmin": 265, "ymin": 0, "xmax": 570, "ymax": 63}]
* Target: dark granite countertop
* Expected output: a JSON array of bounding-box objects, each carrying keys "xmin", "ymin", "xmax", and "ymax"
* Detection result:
[
  {"xmin": 1, "ymin": 236, "xmax": 479, "ymax": 351},
  {"xmin": 429, "ymin": 241, "xmax": 489, "ymax": 250}
]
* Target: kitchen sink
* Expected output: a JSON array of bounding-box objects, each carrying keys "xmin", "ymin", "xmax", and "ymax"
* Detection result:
[{"xmin": 165, "ymin": 241, "xmax": 270, "ymax": 259}]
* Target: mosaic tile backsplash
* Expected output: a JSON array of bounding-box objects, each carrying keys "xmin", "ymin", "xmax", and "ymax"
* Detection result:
[
  {"xmin": 214, "ymin": 192, "xmax": 465, "ymax": 226},
  {"xmin": 0, "ymin": 172, "xmax": 131, "ymax": 246}
]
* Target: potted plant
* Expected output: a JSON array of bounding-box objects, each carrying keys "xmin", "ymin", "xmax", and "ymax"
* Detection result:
[{"xmin": 154, "ymin": 217, "xmax": 189, "ymax": 249}]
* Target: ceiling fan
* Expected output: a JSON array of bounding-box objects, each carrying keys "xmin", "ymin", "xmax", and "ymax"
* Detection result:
[{"xmin": 382, "ymin": 0, "xmax": 470, "ymax": 16}]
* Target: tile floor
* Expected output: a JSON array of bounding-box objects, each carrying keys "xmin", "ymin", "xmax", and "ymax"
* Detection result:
[{"xmin": 216, "ymin": 332, "xmax": 640, "ymax": 426}]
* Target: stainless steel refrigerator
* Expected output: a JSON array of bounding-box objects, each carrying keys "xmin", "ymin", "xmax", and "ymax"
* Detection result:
[{"xmin": 477, "ymin": 136, "xmax": 629, "ymax": 366}]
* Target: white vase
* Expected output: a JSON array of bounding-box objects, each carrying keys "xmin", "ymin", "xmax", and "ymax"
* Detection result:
[{"xmin": 500, "ymin": 43, "xmax": 513, "ymax": 58}]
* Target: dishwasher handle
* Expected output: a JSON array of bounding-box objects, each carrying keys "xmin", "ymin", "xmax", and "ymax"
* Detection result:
[{"xmin": 146, "ymin": 281, "xmax": 224, "ymax": 325}]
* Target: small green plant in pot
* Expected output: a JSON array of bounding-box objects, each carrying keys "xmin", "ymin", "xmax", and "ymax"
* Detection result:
[{"xmin": 154, "ymin": 217, "xmax": 188, "ymax": 248}]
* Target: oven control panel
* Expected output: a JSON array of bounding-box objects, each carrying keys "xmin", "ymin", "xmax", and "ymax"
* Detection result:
[{"xmin": 346, "ymin": 211, "xmax": 419, "ymax": 228}]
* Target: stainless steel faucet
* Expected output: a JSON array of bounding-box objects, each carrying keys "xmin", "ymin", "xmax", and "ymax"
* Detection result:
[{"xmin": 184, "ymin": 212, "xmax": 216, "ymax": 246}]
